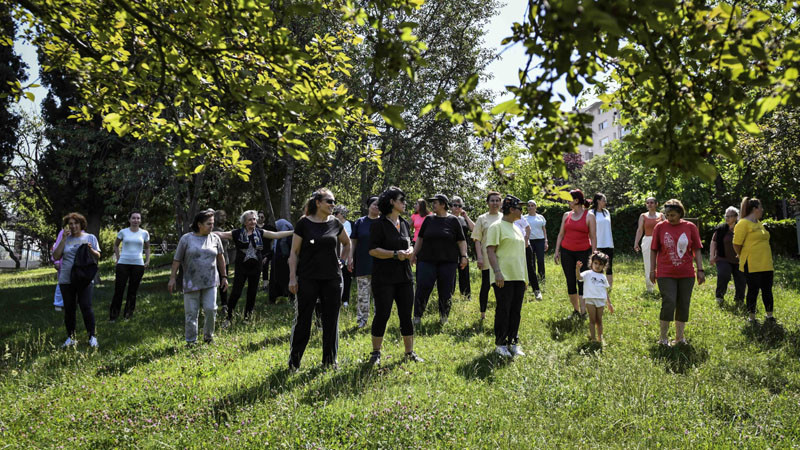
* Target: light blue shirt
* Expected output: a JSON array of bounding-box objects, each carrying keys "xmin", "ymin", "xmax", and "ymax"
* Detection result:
[{"xmin": 525, "ymin": 214, "xmax": 547, "ymax": 240}]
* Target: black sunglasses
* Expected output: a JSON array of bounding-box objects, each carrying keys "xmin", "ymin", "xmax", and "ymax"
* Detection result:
[
  {"xmin": 452, "ymin": 204, "xmax": 463, "ymax": 207},
  {"xmin": 323, "ymin": 198, "xmax": 336, "ymax": 205}
]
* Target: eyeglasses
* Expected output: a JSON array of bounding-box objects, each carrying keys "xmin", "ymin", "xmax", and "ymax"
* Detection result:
[
  {"xmin": 452, "ymin": 204, "xmax": 463, "ymax": 208},
  {"xmin": 323, "ymin": 198, "xmax": 336, "ymax": 205}
]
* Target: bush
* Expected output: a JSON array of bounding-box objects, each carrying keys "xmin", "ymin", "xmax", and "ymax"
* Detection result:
[
  {"xmin": 701, "ymin": 218, "xmax": 799, "ymax": 256},
  {"xmin": 98, "ymin": 226, "xmax": 117, "ymax": 261}
]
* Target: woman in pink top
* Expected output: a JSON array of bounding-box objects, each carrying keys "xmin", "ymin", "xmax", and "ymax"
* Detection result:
[
  {"xmin": 554, "ymin": 189, "xmax": 597, "ymax": 319},
  {"xmin": 650, "ymin": 199, "xmax": 705, "ymax": 346},
  {"xmin": 409, "ymin": 199, "xmax": 430, "ymax": 244}
]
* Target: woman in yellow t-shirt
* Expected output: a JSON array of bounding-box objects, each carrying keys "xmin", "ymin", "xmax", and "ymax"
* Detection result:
[{"xmin": 733, "ymin": 197, "xmax": 775, "ymax": 323}]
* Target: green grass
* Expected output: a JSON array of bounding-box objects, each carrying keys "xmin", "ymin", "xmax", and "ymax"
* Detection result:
[{"xmin": 2, "ymin": 254, "xmax": 800, "ymax": 447}]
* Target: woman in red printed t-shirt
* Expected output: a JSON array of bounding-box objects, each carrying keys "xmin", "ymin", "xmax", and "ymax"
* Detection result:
[
  {"xmin": 554, "ymin": 189, "xmax": 597, "ymax": 319},
  {"xmin": 649, "ymin": 199, "xmax": 705, "ymax": 346}
]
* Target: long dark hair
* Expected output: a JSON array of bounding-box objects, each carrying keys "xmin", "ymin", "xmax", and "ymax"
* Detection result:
[
  {"xmin": 591, "ymin": 193, "xmax": 607, "ymax": 216},
  {"xmin": 740, "ymin": 197, "xmax": 761, "ymax": 218},
  {"xmin": 378, "ymin": 186, "xmax": 405, "ymax": 216},
  {"xmin": 570, "ymin": 189, "xmax": 590, "ymax": 208},
  {"xmin": 416, "ymin": 199, "xmax": 428, "ymax": 216}
]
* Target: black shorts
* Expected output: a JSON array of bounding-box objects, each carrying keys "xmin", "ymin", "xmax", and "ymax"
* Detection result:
[{"xmin": 597, "ymin": 248, "xmax": 614, "ymax": 275}]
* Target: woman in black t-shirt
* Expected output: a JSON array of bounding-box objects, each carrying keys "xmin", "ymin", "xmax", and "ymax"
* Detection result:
[
  {"xmin": 410, "ymin": 194, "xmax": 467, "ymax": 324},
  {"xmin": 287, "ymin": 189, "xmax": 351, "ymax": 370},
  {"xmin": 214, "ymin": 210, "xmax": 293, "ymax": 326},
  {"xmin": 366, "ymin": 186, "xmax": 423, "ymax": 366}
]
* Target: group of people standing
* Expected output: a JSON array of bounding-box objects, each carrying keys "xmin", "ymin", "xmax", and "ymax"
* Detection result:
[{"xmin": 52, "ymin": 186, "xmax": 777, "ymax": 367}]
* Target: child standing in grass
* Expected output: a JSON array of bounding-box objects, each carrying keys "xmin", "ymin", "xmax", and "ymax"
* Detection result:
[{"xmin": 577, "ymin": 253, "xmax": 613, "ymax": 342}]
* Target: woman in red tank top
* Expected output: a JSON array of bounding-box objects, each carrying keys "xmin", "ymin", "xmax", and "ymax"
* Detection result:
[{"xmin": 554, "ymin": 189, "xmax": 597, "ymax": 319}]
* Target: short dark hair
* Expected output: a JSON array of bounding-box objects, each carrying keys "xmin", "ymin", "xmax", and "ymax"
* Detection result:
[
  {"xmin": 591, "ymin": 251, "xmax": 609, "ymax": 266},
  {"xmin": 365, "ymin": 196, "xmax": 379, "ymax": 208},
  {"xmin": 378, "ymin": 186, "xmax": 405, "ymax": 216},
  {"xmin": 305, "ymin": 188, "xmax": 333, "ymax": 216},
  {"xmin": 486, "ymin": 191, "xmax": 501, "ymax": 202},
  {"xmin": 191, "ymin": 208, "xmax": 216, "ymax": 232},
  {"xmin": 62, "ymin": 212, "xmax": 87, "ymax": 230},
  {"xmin": 663, "ymin": 199, "xmax": 685, "ymax": 218}
]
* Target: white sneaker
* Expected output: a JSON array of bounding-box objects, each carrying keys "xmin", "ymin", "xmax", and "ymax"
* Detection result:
[
  {"xmin": 89, "ymin": 336, "xmax": 98, "ymax": 348},
  {"xmin": 495, "ymin": 345, "xmax": 512, "ymax": 357},
  {"xmin": 716, "ymin": 297, "xmax": 724, "ymax": 306},
  {"xmin": 62, "ymin": 337, "xmax": 75, "ymax": 348},
  {"xmin": 440, "ymin": 315, "xmax": 448, "ymax": 325},
  {"xmin": 509, "ymin": 344, "xmax": 525, "ymax": 356},
  {"xmin": 343, "ymin": 302, "xmax": 349, "ymax": 307},
  {"xmin": 534, "ymin": 291, "xmax": 543, "ymax": 301}
]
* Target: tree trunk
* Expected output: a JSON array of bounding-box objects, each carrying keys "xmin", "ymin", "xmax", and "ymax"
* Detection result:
[
  {"xmin": 280, "ymin": 156, "xmax": 295, "ymax": 219},
  {"xmin": 255, "ymin": 155, "xmax": 277, "ymax": 226}
]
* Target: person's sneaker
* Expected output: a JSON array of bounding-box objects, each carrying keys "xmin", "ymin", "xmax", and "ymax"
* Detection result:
[
  {"xmin": 570, "ymin": 310, "xmax": 580, "ymax": 320},
  {"xmin": 221, "ymin": 319, "xmax": 231, "ymax": 329},
  {"xmin": 716, "ymin": 297, "xmax": 724, "ymax": 307},
  {"xmin": 509, "ymin": 344, "xmax": 525, "ymax": 357},
  {"xmin": 343, "ymin": 301, "xmax": 349, "ymax": 307},
  {"xmin": 412, "ymin": 317, "xmax": 422, "ymax": 326},
  {"xmin": 186, "ymin": 341, "xmax": 197, "ymax": 348},
  {"xmin": 89, "ymin": 336, "xmax": 98, "ymax": 348},
  {"xmin": 657, "ymin": 338, "xmax": 670, "ymax": 347},
  {"xmin": 204, "ymin": 338, "xmax": 214, "ymax": 345},
  {"xmin": 439, "ymin": 315, "xmax": 448, "ymax": 325},
  {"xmin": 368, "ymin": 351, "xmax": 381, "ymax": 365},
  {"xmin": 495, "ymin": 345, "xmax": 512, "ymax": 357},
  {"xmin": 671, "ymin": 338, "xmax": 688, "ymax": 346},
  {"xmin": 62, "ymin": 337, "xmax": 76, "ymax": 348},
  {"xmin": 534, "ymin": 290, "xmax": 543, "ymax": 301},
  {"xmin": 54, "ymin": 306, "xmax": 63, "ymax": 311},
  {"xmin": 404, "ymin": 351, "xmax": 424, "ymax": 363}
]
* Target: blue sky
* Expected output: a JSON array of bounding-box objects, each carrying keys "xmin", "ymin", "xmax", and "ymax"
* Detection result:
[{"xmin": 13, "ymin": 1, "xmax": 576, "ymax": 115}]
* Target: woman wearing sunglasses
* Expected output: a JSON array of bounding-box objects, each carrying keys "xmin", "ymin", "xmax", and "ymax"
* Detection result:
[{"xmin": 288, "ymin": 189, "xmax": 351, "ymax": 370}]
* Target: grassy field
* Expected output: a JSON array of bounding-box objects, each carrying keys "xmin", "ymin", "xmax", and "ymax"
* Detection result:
[{"xmin": 2, "ymin": 254, "xmax": 800, "ymax": 448}]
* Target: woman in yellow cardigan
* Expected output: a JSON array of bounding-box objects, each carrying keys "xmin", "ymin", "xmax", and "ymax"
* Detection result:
[{"xmin": 733, "ymin": 197, "xmax": 775, "ymax": 323}]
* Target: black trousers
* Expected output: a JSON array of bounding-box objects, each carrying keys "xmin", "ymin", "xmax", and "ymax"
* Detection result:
[
  {"xmin": 218, "ymin": 263, "xmax": 229, "ymax": 308},
  {"xmin": 227, "ymin": 266, "xmax": 261, "ymax": 320},
  {"xmin": 61, "ymin": 283, "xmax": 96, "ymax": 338},
  {"xmin": 269, "ymin": 255, "xmax": 291, "ymax": 303},
  {"xmin": 109, "ymin": 263, "xmax": 145, "ymax": 320},
  {"xmin": 715, "ymin": 260, "xmax": 746, "ymax": 302},
  {"xmin": 531, "ymin": 239, "xmax": 546, "ymax": 279},
  {"xmin": 492, "ymin": 281, "xmax": 525, "ymax": 346},
  {"xmin": 479, "ymin": 269, "xmax": 493, "ymax": 313},
  {"xmin": 457, "ymin": 262, "xmax": 471, "ymax": 297},
  {"xmin": 371, "ymin": 281, "xmax": 414, "ymax": 337},
  {"xmin": 289, "ymin": 276, "xmax": 342, "ymax": 368},
  {"xmin": 560, "ymin": 248, "xmax": 591, "ymax": 296},
  {"xmin": 341, "ymin": 265, "xmax": 353, "ymax": 304},
  {"xmin": 744, "ymin": 264, "xmax": 774, "ymax": 314},
  {"xmin": 525, "ymin": 247, "xmax": 540, "ymax": 292},
  {"xmin": 414, "ymin": 261, "xmax": 457, "ymax": 319}
]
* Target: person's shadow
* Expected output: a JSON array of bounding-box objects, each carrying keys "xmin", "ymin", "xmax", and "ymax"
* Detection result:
[
  {"xmin": 547, "ymin": 315, "xmax": 585, "ymax": 341},
  {"xmin": 456, "ymin": 351, "xmax": 513, "ymax": 382},
  {"xmin": 649, "ymin": 341, "xmax": 709, "ymax": 374},
  {"xmin": 741, "ymin": 319, "xmax": 787, "ymax": 350}
]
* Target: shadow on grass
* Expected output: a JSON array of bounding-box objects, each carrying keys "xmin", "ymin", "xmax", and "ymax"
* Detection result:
[
  {"xmin": 300, "ymin": 359, "xmax": 404, "ymax": 405},
  {"xmin": 547, "ymin": 315, "xmax": 585, "ymax": 341},
  {"xmin": 576, "ymin": 341, "xmax": 603, "ymax": 355},
  {"xmin": 741, "ymin": 319, "xmax": 786, "ymax": 349},
  {"xmin": 449, "ymin": 318, "xmax": 492, "ymax": 343},
  {"xmin": 649, "ymin": 342, "xmax": 709, "ymax": 374},
  {"xmin": 212, "ymin": 366, "xmax": 322, "ymax": 424},
  {"xmin": 456, "ymin": 352, "xmax": 513, "ymax": 382},
  {"xmin": 719, "ymin": 299, "xmax": 747, "ymax": 317},
  {"xmin": 96, "ymin": 345, "xmax": 180, "ymax": 376}
]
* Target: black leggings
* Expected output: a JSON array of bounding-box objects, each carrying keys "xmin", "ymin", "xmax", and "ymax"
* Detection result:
[
  {"xmin": 493, "ymin": 280, "xmax": 525, "ymax": 346},
  {"xmin": 289, "ymin": 276, "xmax": 342, "ymax": 368},
  {"xmin": 341, "ymin": 265, "xmax": 353, "ymax": 304},
  {"xmin": 744, "ymin": 263, "xmax": 774, "ymax": 314},
  {"xmin": 560, "ymin": 248, "xmax": 591, "ymax": 296},
  {"xmin": 61, "ymin": 283, "xmax": 96, "ymax": 339},
  {"xmin": 371, "ymin": 281, "xmax": 414, "ymax": 337},
  {"xmin": 109, "ymin": 263, "xmax": 145, "ymax": 320},
  {"xmin": 218, "ymin": 263, "xmax": 229, "ymax": 308},
  {"xmin": 457, "ymin": 262, "xmax": 471, "ymax": 297},
  {"xmin": 525, "ymin": 246, "xmax": 540, "ymax": 292},
  {"xmin": 227, "ymin": 268, "xmax": 261, "ymax": 320},
  {"xmin": 414, "ymin": 261, "xmax": 457, "ymax": 319},
  {"xmin": 531, "ymin": 239, "xmax": 546, "ymax": 279},
  {"xmin": 479, "ymin": 269, "xmax": 492, "ymax": 313}
]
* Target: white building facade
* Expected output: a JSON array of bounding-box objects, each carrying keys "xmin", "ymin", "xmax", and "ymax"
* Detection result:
[{"xmin": 577, "ymin": 101, "xmax": 626, "ymax": 161}]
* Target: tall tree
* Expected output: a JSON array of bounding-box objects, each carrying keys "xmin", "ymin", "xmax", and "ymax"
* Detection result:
[{"xmin": 0, "ymin": 3, "xmax": 27, "ymax": 180}]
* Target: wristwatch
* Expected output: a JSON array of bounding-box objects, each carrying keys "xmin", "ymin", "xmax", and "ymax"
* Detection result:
[{"xmin": 393, "ymin": 250, "xmax": 399, "ymax": 260}]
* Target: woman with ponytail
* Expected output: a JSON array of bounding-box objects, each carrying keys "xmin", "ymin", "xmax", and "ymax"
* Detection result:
[
  {"xmin": 733, "ymin": 197, "xmax": 775, "ymax": 323},
  {"xmin": 554, "ymin": 189, "xmax": 597, "ymax": 319}
]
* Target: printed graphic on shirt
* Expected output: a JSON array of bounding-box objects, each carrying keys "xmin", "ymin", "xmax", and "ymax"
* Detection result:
[{"xmin": 663, "ymin": 232, "xmax": 690, "ymax": 266}]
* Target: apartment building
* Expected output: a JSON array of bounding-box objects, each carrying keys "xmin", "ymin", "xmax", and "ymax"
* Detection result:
[{"xmin": 576, "ymin": 100, "xmax": 626, "ymax": 161}]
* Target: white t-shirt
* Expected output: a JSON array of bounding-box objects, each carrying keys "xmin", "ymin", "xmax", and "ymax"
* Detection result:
[
  {"xmin": 513, "ymin": 218, "xmax": 530, "ymax": 238},
  {"xmin": 525, "ymin": 214, "xmax": 547, "ymax": 240},
  {"xmin": 590, "ymin": 210, "xmax": 614, "ymax": 248},
  {"xmin": 117, "ymin": 228, "xmax": 150, "ymax": 265},
  {"xmin": 580, "ymin": 270, "xmax": 610, "ymax": 299}
]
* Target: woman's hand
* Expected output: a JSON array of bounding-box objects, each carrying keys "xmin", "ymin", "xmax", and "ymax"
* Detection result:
[
  {"xmin": 649, "ymin": 271, "xmax": 656, "ymax": 285},
  {"xmin": 168, "ymin": 277, "xmax": 176, "ymax": 294},
  {"xmin": 347, "ymin": 260, "xmax": 354, "ymax": 272},
  {"xmin": 288, "ymin": 277, "xmax": 298, "ymax": 295},
  {"xmin": 459, "ymin": 256, "xmax": 468, "ymax": 270},
  {"xmin": 633, "ymin": 244, "xmax": 640, "ymax": 252},
  {"xmin": 697, "ymin": 271, "xmax": 705, "ymax": 285},
  {"xmin": 554, "ymin": 251, "xmax": 560, "ymax": 264},
  {"xmin": 709, "ymin": 255, "xmax": 717, "ymax": 265},
  {"xmin": 220, "ymin": 277, "xmax": 229, "ymax": 292},
  {"xmin": 494, "ymin": 271, "xmax": 505, "ymax": 288}
]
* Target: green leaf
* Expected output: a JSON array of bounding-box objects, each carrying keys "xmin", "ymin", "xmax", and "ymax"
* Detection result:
[
  {"xmin": 381, "ymin": 105, "xmax": 406, "ymax": 130},
  {"xmin": 491, "ymin": 99, "xmax": 520, "ymax": 115}
]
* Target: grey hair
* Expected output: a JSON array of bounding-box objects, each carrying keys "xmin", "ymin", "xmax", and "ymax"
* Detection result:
[
  {"xmin": 333, "ymin": 205, "xmax": 349, "ymax": 216},
  {"xmin": 451, "ymin": 195, "xmax": 464, "ymax": 204},
  {"xmin": 725, "ymin": 206, "xmax": 740, "ymax": 217},
  {"xmin": 239, "ymin": 210, "xmax": 258, "ymax": 225}
]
